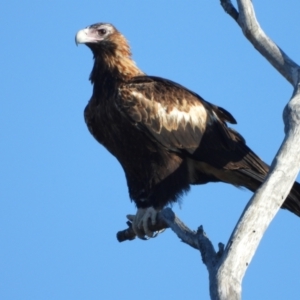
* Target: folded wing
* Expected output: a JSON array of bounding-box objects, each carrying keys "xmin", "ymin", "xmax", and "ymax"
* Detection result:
[{"xmin": 117, "ymin": 76, "xmax": 237, "ymax": 155}]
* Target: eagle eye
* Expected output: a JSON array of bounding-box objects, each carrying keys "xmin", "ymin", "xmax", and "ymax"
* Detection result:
[{"xmin": 98, "ymin": 28, "xmax": 107, "ymax": 35}]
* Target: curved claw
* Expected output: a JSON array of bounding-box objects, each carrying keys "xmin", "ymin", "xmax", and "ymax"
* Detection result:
[{"xmin": 126, "ymin": 207, "xmax": 158, "ymax": 239}]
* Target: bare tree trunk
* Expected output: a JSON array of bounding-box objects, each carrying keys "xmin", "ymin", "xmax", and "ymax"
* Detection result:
[
  {"xmin": 118, "ymin": 1, "xmax": 300, "ymax": 299},
  {"xmin": 211, "ymin": 0, "xmax": 300, "ymax": 298}
]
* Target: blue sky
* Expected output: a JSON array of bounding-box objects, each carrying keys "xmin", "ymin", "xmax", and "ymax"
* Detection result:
[{"xmin": 1, "ymin": 1, "xmax": 300, "ymax": 299}]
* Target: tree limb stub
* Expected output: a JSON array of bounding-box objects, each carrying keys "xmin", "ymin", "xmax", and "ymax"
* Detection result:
[
  {"xmin": 220, "ymin": 0, "xmax": 239, "ymax": 23},
  {"xmin": 118, "ymin": 209, "xmax": 218, "ymax": 250},
  {"xmin": 117, "ymin": 208, "xmax": 224, "ymax": 270},
  {"xmin": 221, "ymin": 0, "xmax": 300, "ymax": 86}
]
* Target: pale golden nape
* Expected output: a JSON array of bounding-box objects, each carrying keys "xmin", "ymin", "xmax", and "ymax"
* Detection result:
[{"xmin": 101, "ymin": 30, "xmax": 145, "ymax": 79}]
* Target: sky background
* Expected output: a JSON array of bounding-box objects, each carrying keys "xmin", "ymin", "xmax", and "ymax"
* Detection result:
[{"xmin": 1, "ymin": 1, "xmax": 300, "ymax": 299}]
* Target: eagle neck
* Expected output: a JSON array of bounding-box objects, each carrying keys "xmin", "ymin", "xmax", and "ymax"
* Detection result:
[{"xmin": 89, "ymin": 50, "xmax": 143, "ymax": 85}]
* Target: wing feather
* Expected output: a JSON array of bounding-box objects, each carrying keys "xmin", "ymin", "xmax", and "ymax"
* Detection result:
[
  {"xmin": 117, "ymin": 76, "xmax": 215, "ymax": 153},
  {"xmin": 117, "ymin": 75, "xmax": 268, "ymax": 176}
]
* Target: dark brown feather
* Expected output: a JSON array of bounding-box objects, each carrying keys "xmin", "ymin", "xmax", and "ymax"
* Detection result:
[{"xmin": 78, "ymin": 23, "xmax": 300, "ymax": 217}]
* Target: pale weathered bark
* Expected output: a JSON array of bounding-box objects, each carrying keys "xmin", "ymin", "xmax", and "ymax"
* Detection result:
[
  {"xmin": 169, "ymin": 1, "xmax": 300, "ymax": 298},
  {"xmin": 211, "ymin": 1, "xmax": 300, "ymax": 299},
  {"xmin": 117, "ymin": 1, "xmax": 300, "ymax": 299}
]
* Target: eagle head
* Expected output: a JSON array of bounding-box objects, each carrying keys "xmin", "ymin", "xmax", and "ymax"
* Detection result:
[
  {"xmin": 75, "ymin": 23, "xmax": 130, "ymax": 57},
  {"xmin": 75, "ymin": 22, "xmax": 143, "ymax": 80}
]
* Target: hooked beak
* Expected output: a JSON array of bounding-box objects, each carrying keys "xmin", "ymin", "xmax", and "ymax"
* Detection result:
[{"xmin": 75, "ymin": 27, "xmax": 99, "ymax": 46}]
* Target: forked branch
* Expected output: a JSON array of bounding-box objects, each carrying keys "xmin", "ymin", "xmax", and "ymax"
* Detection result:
[
  {"xmin": 118, "ymin": 1, "xmax": 300, "ymax": 299},
  {"xmin": 213, "ymin": 1, "xmax": 300, "ymax": 299}
]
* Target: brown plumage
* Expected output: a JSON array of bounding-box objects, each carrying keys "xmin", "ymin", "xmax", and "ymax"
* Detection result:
[{"xmin": 75, "ymin": 23, "xmax": 300, "ymax": 229}]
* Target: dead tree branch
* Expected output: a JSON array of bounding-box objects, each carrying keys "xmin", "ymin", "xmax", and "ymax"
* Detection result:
[
  {"xmin": 117, "ymin": 208, "xmax": 224, "ymax": 279},
  {"xmin": 221, "ymin": 0, "xmax": 300, "ymax": 86},
  {"xmin": 220, "ymin": 0, "xmax": 239, "ymax": 22},
  {"xmin": 210, "ymin": 1, "xmax": 300, "ymax": 299},
  {"xmin": 118, "ymin": 1, "xmax": 300, "ymax": 299}
]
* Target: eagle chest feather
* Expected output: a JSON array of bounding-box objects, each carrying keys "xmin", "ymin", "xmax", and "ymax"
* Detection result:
[{"xmin": 84, "ymin": 93, "xmax": 162, "ymax": 170}]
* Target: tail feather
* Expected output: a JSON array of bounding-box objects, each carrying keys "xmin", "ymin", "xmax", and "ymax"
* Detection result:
[
  {"xmin": 283, "ymin": 181, "xmax": 300, "ymax": 217},
  {"xmin": 239, "ymin": 168, "xmax": 300, "ymax": 217}
]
